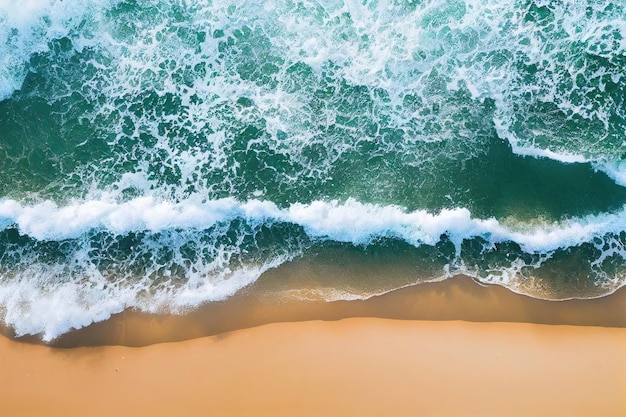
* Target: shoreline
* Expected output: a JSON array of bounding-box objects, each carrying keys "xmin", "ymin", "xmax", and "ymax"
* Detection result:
[
  {"xmin": 12, "ymin": 274, "xmax": 625, "ymax": 347},
  {"xmin": 1, "ymin": 275, "xmax": 625, "ymax": 416}
]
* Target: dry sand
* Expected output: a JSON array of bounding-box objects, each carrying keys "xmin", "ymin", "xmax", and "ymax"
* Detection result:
[
  {"xmin": 1, "ymin": 277, "xmax": 625, "ymax": 416},
  {"xmin": 1, "ymin": 320, "xmax": 625, "ymax": 417}
]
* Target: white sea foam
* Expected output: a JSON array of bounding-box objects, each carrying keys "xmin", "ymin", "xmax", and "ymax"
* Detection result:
[
  {"xmin": 0, "ymin": 255, "xmax": 288, "ymax": 341},
  {"xmin": 1, "ymin": 195, "xmax": 624, "ymax": 254},
  {"xmin": 4, "ymin": 0, "xmax": 623, "ymax": 193},
  {"xmin": 594, "ymin": 160, "xmax": 626, "ymax": 188},
  {"xmin": 99, "ymin": 0, "xmax": 626, "ymax": 191},
  {"xmin": 2, "ymin": 0, "xmax": 623, "ymax": 150},
  {"xmin": 0, "ymin": 0, "xmax": 116, "ymax": 100}
]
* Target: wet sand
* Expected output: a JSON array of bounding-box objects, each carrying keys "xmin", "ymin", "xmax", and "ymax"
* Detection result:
[
  {"xmin": 40, "ymin": 275, "xmax": 626, "ymax": 347},
  {"xmin": 1, "ymin": 276, "xmax": 625, "ymax": 416}
]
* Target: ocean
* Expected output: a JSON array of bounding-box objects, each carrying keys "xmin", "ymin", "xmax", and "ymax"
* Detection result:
[{"xmin": 1, "ymin": 0, "xmax": 626, "ymax": 341}]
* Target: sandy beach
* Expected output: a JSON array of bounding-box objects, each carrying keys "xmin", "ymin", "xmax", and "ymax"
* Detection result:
[
  {"xmin": 1, "ymin": 276, "xmax": 625, "ymax": 416},
  {"xmin": 3, "ymin": 1, "xmax": 626, "ymax": 416}
]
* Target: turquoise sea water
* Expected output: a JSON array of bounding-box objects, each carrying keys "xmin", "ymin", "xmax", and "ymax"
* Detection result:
[{"xmin": 2, "ymin": 0, "xmax": 626, "ymax": 340}]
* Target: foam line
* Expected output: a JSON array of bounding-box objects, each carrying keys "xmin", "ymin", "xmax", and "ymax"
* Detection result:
[{"xmin": 1, "ymin": 196, "xmax": 624, "ymax": 253}]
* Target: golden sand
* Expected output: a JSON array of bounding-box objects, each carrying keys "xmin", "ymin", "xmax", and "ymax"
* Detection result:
[
  {"xmin": 1, "ymin": 277, "xmax": 625, "ymax": 416},
  {"xmin": 1, "ymin": 319, "xmax": 625, "ymax": 417}
]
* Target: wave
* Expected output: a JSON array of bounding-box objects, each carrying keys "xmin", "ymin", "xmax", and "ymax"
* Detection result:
[
  {"xmin": 1, "ymin": 196, "xmax": 624, "ymax": 252},
  {"xmin": 1, "ymin": 196, "xmax": 626, "ymax": 341}
]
